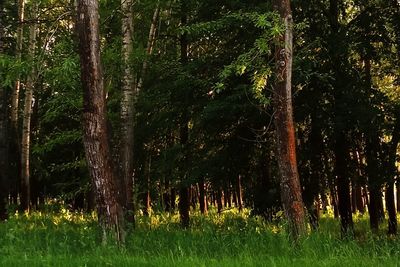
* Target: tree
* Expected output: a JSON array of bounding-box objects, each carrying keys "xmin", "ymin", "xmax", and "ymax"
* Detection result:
[
  {"xmin": 0, "ymin": 0, "xmax": 8, "ymax": 220},
  {"xmin": 120, "ymin": 0, "xmax": 135, "ymax": 223},
  {"xmin": 20, "ymin": 4, "xmax": 37, "ymax": 212},
  {"xmin": 77, "ymin": 0, "xmax": 124, "ymax": 243},
  {"xmin": 272, "ymin": 0, "xmax": 306, "ymax": 239},
  {"xmin": 178, "ymin": 0, "xmax": 191, "ymax": 229},
  {"xmin": 12, "ymin": 0, "xmax": 24, "ymax": 131}
]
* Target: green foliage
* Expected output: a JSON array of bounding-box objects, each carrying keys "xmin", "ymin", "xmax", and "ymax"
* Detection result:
[{"xmin": 210, "ymin": 12, "xmax": 281, "ymax": 105}]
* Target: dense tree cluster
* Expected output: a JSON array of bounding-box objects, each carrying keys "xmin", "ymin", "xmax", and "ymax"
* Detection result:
[{"xmin": 0, "ymin": 0, "xmax": 399, "ymax": 241}]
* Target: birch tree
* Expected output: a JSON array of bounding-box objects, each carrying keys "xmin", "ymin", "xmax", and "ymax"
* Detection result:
[
  {"xmin": 20, "ymin": 5, "xmax": 37, "ymax": 212},
  {"xmin": 77, "ymin": 0, "xmax": 124, "ymax": 243}
]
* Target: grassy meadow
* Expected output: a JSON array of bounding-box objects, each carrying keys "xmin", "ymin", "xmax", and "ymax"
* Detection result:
[{"xmin": 1, "ymin": 207, "xmax": 400, "ymax": 267}]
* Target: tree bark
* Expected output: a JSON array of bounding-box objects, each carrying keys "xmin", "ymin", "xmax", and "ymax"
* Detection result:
[
  {"xmin": 178, "ymin": 0, "xmax": 190, "ymax": 228},
  {"xmin": 136, "ymin": 4, "xmax": 160, "ymax": 93},
  {"xmin": 272, "ymin": 0, "xmax": 306, "ymax": 239},
  {"xmin": 20, "ymin": 8, "xmax": 37, "ymax": 212},
  {"xmin": 328, "ymin": 0, "xmax": 354, "ymax": 236},
  {"xmin": 236, "ymin": 175, "xmax": 243, "ymax": 212},
  {"xmin": 386, "ymin": 111, "xmax": 399, "ymax": 235},
  {"xmin": 365, "ymin": 132, "xmax": 382, "ymax": 233},
  {"xmin": 199, "ymin": 180, "xmax": 207, "ymax": 215},
  {"xmin": 143, "ymin": 155, "xmax": 151, "ymax": 216},
  {"xmin": 334, "ymin": 133, "xmax": 354, "ymax": 235},
  {"xmin": 11, "ymin": 0, "xmax": 25, "ymax": 130},
  {"xmin": 0, "ymin": 1, "xmax": 8, "ymax": 220},
  {"xmin": 77, "ymin": 0, "xmax": 124, "ymax": 244},
  {"xmin": 120, "ymin": 0, "xmax": 135, "ymax": 223}
]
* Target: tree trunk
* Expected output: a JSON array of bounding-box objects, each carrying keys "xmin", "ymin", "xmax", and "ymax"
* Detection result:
[
  {"xmin": 236, "ymin": 175, "xmax": 243, "ymax": 212},
  {"xmin": 225, "ymin": 184, "xmax": 232, "ymax": 208},
  {"xmin": 11, "ymin": 0, "xmax": 25, "ymax": 130},
  {"xmin": 199, "ymin": 180, "xmax": 207, "ymax": 215},
  {"xmin": 217, "ymin": 187, "xmax": 223, "ymax": 214},
  {"xmin": 20, "ymin": 9, "xmax": 37, "ymax": 212},
  {"xmin": 77, "ymin": 0, "xmax": 124, "ymax": 244},
  {"xmin": 0, "ymin": 2, "xmax": 8, "ymax": 220},
  {"xmin": 136, "ymin": 4, "xmax": 160, "ymax": 93},
  {"xmin": 272, "ymin": 0, "xmax": 306, "ymax": 239},
  {"xmin": 334, "ymin": 133, "xmax": 354, "ymax": 235},
  {"xmin": 306, "ymin": 113, "xmax": 324, "ymax": 229},
  {"xmin": 365, "ymin": 132, "xmax": 382, "ymax": 233},
  {"xmin": 387, "ymin": 111, "xmax": 399, "ymax": 235},
  {"xmin": 179, "ymin": 186, "xmax": 190, "ymax": 228},
  {"xmin": 143, "ymin": 155, "xmax": 151, "ymax": 216},
  {"xmin": 120, "ymin": 0, "xmax": 135, "ymax": 223},
  {"xmin": 178, "ymin": 0, "xmax": 190, "ymax": 228},
  {"xmin": 353, "ymin": 149, "xmax": 365, "ymax": 214}
]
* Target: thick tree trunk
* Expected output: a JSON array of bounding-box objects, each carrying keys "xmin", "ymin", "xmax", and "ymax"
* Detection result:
[
  {"xmin": 365, "ymin": 132, "xmax": 382, "ymax": 233},
  {"xmin": 272, "ymin": 0, "xmax": 306, "ymax": 239},
  {"xmin": 306, "ymin": 114, "xmax": 324, "ymax": 229},
  {"xmin": 179, "ymin": 186, "xmax": 190, "ymax": 228},
  {"xmin": 77, "ymin": 0, "xmax": 124, "ymax": 244},
  {"xmin": 328, "ymin": 0, "xmax": 354, "ymax": 235},
  {"xmin": 20, "ymin": 11, "xmax": 37, "ymax": 212},
  {"xmin": 334, "ymin": 133, "xmax": 354, "ymax": 234},
  {"xmin": 120, "ymin": 0, "xmax": 135, "ymax": 223},
  {"xmin": 0, "ymin": 3, "xmax": 8, "ymax": 220}
]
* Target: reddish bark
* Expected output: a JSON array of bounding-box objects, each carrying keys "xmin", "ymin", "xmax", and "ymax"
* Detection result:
[{"xmin": 272, "ymin": 0, "xmax": 306, "ymax": 238}]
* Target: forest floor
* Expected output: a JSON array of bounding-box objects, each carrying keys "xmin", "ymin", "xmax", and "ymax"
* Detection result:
[{"xmin": 0, "ymin": 207, "xmax": 399, "ymax": 267}]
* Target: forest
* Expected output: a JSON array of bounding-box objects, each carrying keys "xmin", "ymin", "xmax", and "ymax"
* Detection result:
[{"xmin": 0, "ymin": 0, "xmax": 400, "ymax": 266}]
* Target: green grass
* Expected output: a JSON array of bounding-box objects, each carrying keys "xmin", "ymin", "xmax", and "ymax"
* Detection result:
[{"xmin": 1, "ymin": 208, "xmax": 400, "ymax": 266}]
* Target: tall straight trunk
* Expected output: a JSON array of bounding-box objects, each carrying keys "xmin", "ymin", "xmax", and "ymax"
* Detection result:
[
  {"xmin": 136, "ymin": 4, "xmax": 160, "ymax": 93},
  {"xmin": 11, "ymin": 0, "xmax": 25, "ymax": 130},
  {"xmin": 329, "ymin": 0, "xmax": 353, "ymax": 235},
  {"xmin": 20, "ymin": 10, "xmax": 37, "ymax": 212},
  {"xmin": 10, "ymin": 0, "xmax": 25, "ymax": 204},
  {"xmin": 178, "ymin": 0, "xmax": 190, "ymax": 228},
  {"xmin": 120, "ymin": 0, "xmax": 135, "ymax": 223},
  {"xmin": 386, "ymin": 102, "xmax": 399, "ymax": 235},
  {"xmin": 307, "ymin": 113, "xmax": 324, "ymax": 228},
  {"xmin": 0, "ymin": 2, "xmax": 8, "ymax": 220},
  {"xmin": 77, "ymin": 0, "xmax": 124, "ymax": 244},
  {"xmin": 272, "ymin": 0, "xmax": 306, "ymax": 239},
  {"xmin": 120, "ymin": 2, "xmax": 160, "ymax": 222}
]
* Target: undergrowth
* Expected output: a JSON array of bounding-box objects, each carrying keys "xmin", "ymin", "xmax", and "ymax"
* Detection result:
[{"xmin": 0, "ymin": 207, "xmax": 399, "ymax": 266}]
